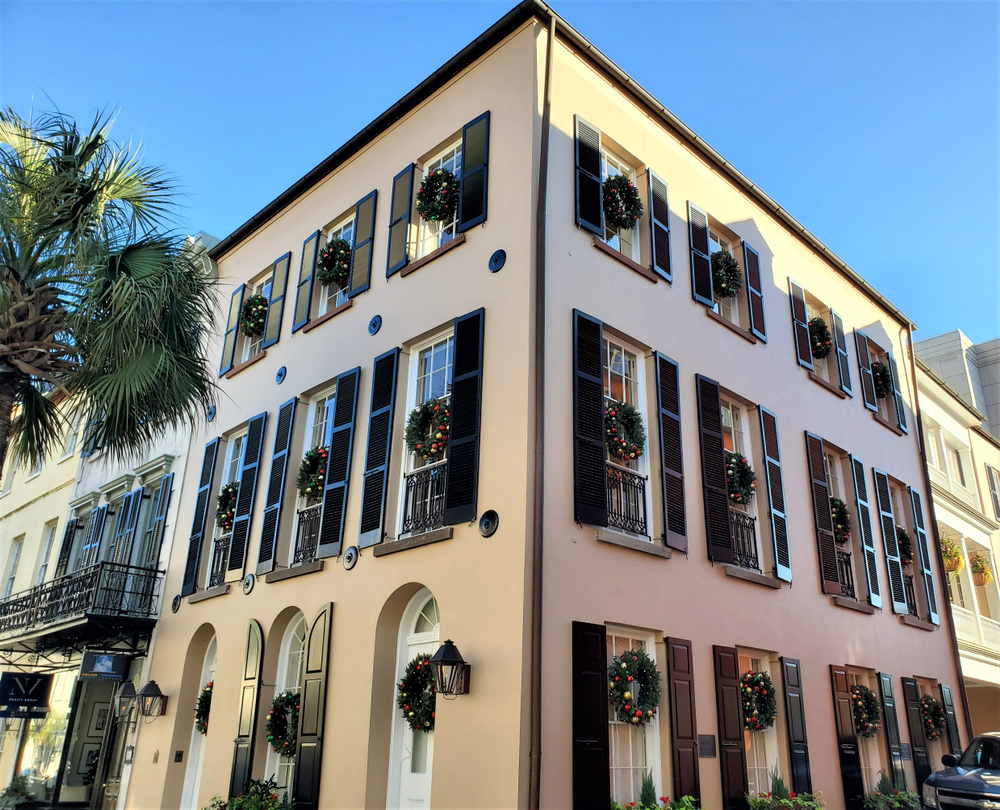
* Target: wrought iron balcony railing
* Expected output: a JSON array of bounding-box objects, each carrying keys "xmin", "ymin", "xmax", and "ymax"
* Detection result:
[
  {"xmin": 837, "ymin": 549, "xmax": 856, "ymax": 599},
  {"xmin": 904, "ymin": 574, "xmax": 919, "ymax": 617},
  {"xmin": 605, "ymin": 463, "xmax": 647, "ymax": 536},
  {"xmin": 293, "ymin": 505, "xmax": 322, "ymax": 565},
  {"xmin": 209, "ymin": 534, "xmax": 231, "ymax": 588},
  {"xmin": 729, "ymin": 509, "xmax": 759, "ymax": 571},
  {"xmin": 401, "ymin": 465, "xmax": 447, "ymax": 536}
]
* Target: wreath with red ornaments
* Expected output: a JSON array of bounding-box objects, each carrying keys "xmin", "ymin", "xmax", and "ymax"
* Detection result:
[
  {"xmin": 871, "ymin": 360, "xmax": 893, "ymax": 399},
  {"xmin": 194, "ymin": 680, "xmax": 212, "ymax": 735},
  {"xmin": 831, "ymin": 497, "xmax": 852, "ymax": 545},
  {"xmin": 404, "ymin": 399, "xmax": 450, "ymax": 461},
  {"xmin": 921, "ymin": 694, "xmax": 946, "ymax": 741},
  {"xmin": 896, "ymin": 526, "xmax": 914, "ymax": 567},
  {"xmin": 605, "ymin": 401, "xmax": 646, "ymax": 462},
  {"xmin": 296, "ymin": 446, "xmax": 327, "ymax": 500},
  {"xmin": 240, "ymin": 294, "xmax": 269, "ymax": 339},
  {"xmin": 265, "ymin": 691, "xmax": 299, "ymax": 755},
  {"xmin": 725, "ymin": 452, "xmax": 756, "ymax": 505},
  {"xmin": 809, "ymin": 317, "xmax": 833, "ymax": 360},
  {"xmin": 608, "ymin": 648, "xmax": 661, "ymax": 727},
  {"xmin": 416, "ymin": 168, "xmax": 459, "ymax": 223},
  {"xmin": 711, "ymin": 251, "xmax": 743, "ymax": 299},
  {"xmin": 850, "ymin": 684, "xmax": 882, "ymax": 738},
  {"xmin": 396, "ymin": 653, "xmax": 436, "ymax": 733},
  {"xmin": 215, "ymin": 482, "xmax": 238, "ymax": 532},
  {"xmin": 602, "ymin": 174, "xmax": 644, "ymax": 232},
  {"xmin": 317, "ymin": 238, "xmax": 352, "ymax": 288},
  {"xmin": 741, "ymin": 670, "xmax": 777, "ymax": 732}
]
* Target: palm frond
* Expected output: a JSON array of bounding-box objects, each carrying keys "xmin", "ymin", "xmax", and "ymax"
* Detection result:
[{"xmin": 8, "ymin": 378, "xmax": 65, "ymax": 470}]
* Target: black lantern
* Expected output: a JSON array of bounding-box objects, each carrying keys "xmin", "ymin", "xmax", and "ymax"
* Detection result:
[
  {"xmin": 116, "ymin": 682, "xmax": 136, "ymax": 721},
  {"xmin": 137, "ymin": 681, "xmax": 167, "ymax": 719},
  {"xmin": 429, "ymin": 640, "xmax": 470, "ymax": 697}
]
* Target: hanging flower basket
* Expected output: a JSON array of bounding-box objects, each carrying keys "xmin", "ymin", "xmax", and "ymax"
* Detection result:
[
  {"xmin": 604, "ymin": 401, "xmax": 645, "ymax": 462},
  {"xmin": 240, "ymin": 294, "xmax": 269, "ymax": 339},
  {"xmin": 725, "ymin": 451, "xmax": 756, "ymax": 505},
  {"xmin": 970, "ymin": 553, "xmax": 994, "ymax": 586},
  {"xmin": 194, "ymin": 681, "xmax": 213, "ymax": 735},
  {"xmin": 404, "ymin": 399, "xmax": 450, "ymax": 461},
  {"xmin": 265, "ymin": 691, "xmax": 299, "ymax": 755},
  {"xmin": 316, "ymin": 238, "xmax": 352, "ymax": 288},
  {"xmin": 215, "ymin": 482, "xmax": 238, "ymax": 532},
  {"xmin": 920, "ymin": 695, "xmax": 947, "ymax": 741},
  {"xmin": 941, "ymin": 538, "xmax": 965, "ymax": 574},
  {"xmin": 416, "ymin": 168, "xmax": 459, "ymax": 222},
  {"xmin": 396, "ymin": 653, "xmax": 436, "ymax": 733},
  {"xmin": 871, "ymin": 360, "xmax": 893, "ymax": 399},
  {"xmin": 809, "ymin": 317, "xmax": 833, "ymax": 360},
  {"xmin": 711, "ymin": 251, "xmax": 743, "ymax": 299},
  {"xmin": 896, "ymin": 526, "xmax": 914, "ymax": 567},
  {"xmin": 602, "ymin": 174, "xmax": 644, "ymax": 232},
  {"xmin": 850, "ymin": 684, "xmax": 882, "ymax": 738},
  {"xmin": 741, "ymin": 670, "xmax": 777, "ymax": 732},
  {"xmin": 831, "ymin": 497, "xmax": 852, "ymax": 545},
  {"xmin": 608, "ymin": 648, "xmax": 661, "ymax": 726}
]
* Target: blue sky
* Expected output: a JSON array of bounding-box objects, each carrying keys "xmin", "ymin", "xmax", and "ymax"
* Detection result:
[{"xmin": 2, "ymin": 1, "xmax": 996, "ymax": 341}]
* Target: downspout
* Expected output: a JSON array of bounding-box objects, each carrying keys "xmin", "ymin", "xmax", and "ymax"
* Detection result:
[
  {"xmin": 529, "ymin": 13, "xmax": 555, "ymax": 810},
  {"xmin": 908, "ymin": 323, "xmax": 975, "ymax": 741}
]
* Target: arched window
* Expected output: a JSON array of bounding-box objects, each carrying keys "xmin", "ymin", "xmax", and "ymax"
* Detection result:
[{"xmin": 266, "ymin": 613, "xmax": 306, "ymax": 791}]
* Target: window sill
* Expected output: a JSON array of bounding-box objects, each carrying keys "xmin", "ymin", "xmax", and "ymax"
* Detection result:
[
  {"xmin": 706, "ymin": 309, "xmax": 757, "ymax": 344},
  {"xmin": 225, "ymin": 350, "xmax": 267, "ymax": 380},
  {"xmin": 873, "ymin": 411, "xmax": 905, "ymax": 437},
  {"xmin": 591, "ymin": 237, "xmax": 659, "ymax": 283},
  {"xmin": 400, "ymin": 233, "xmax": 467, "ymax": 278},
  {"xmin": 721, "ymin": 564, "xmax": 781, "ymax": 589},
  {"xmin": 832, "ymin": 596, "xmax": 875, "ymax": 614},
  {"xmin": 264, "ymin": 559, "xmax": 325, "ymax": 583},
  {"xmin": 808, "ymin": 371, "xmax": 847, "ymax": 399},
  {"xmin": 187, "ymin": 583, "xmax": 230, "ymax": 604},
  {"xmin": 900, "ymin": 614, "xmax": 937, "ymax": 631},
  {"xmin": 302, "ymin": 299, "xmax": 353, "ymax": 333},
  {"xmin": 372, "ymin": 527, "xmax": 453, "ymax": 557},
  {"xmin": 596, "ymin": 527, "xmax": 670, "ymax": 557}
]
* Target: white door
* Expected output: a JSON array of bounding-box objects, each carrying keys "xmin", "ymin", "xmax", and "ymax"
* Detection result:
[{"xmin": 180, "ymin": 638, "xmax": 216, "ymax": 810}]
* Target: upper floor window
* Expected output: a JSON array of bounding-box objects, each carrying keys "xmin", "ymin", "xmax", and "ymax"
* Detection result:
[
  {"xmin": 60, "ymin": 415, "xmax": 82, "ymax": 460},
  {"xmin": 722, "ymin": 398, "xmax": 760, "ymax": 566},
  {"xmin": 0, "ymin": 451, "xmax": 17, "ymax": 496},
  {"xmin": 601, "ymin": 150, "xmax": 639, "ymax": 263},
  {"xmin": 223, "ymin": 431, "xmax": 247, "ymax": 491},
  {"xmin": 316, "ymin": 216, "xmax": 355, "ymax": 318},
  {"xmin": 307, "ymin": 387, "xmax": 337, "ymax": 455},
  {"xmin": 947, "ymin": 445, "xmax": 967, "ymax": 488},
  {"xmin": 36, "ymin": 522, "xmax": 57, "ymax": 585},
  {"xmin": 418, "ymin": 142, "xmax": 463, "ymax": 259},
  {"xmin": 5, "ymin": 537, "xmax": 23, "ymax": 598},
  {"xmin": 241, "ymin": 274, "xmax": 273, "ymax": 363}
]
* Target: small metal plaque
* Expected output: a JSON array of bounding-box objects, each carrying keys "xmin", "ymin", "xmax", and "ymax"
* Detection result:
[
  {"xmin": 901, "ymin": 743, "xmax": 911, "ymax": 760},
  {"xmin": 698, "ymin": 734, "xmax": 716, "ymax": 758},
  {"xmin": 174, "ymin": 750, "xmax": 183, "ymax": 763}
]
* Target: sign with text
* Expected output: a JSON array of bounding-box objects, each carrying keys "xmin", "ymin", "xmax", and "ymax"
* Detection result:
[
  {"xmin": 0, "ymin": 672, "xmax": 52, "ymax": 714},
  {"xmin": 80, "ymin": 652, "xmax": 129, "ymax": 681}
]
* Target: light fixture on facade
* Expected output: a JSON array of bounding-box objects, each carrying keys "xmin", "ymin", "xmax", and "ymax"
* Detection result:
[
  {"xmin": 429, "ymin": 640, "xmax": 470, "ymax": 698},
  {"xmin": 116, "ymin": 682, "xmax": 136, "ymax": 721},
  {"xmin": 137, "ymin": 681, "xmax": 167, "ymax": 719}
]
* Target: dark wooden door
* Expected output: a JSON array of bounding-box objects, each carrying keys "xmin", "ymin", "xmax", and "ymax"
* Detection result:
[
  {"xmin": 830, "ymin": 666, "xmax": 864, "ymax": 810},
  {"xmin": 714, "ymin": 646, "xmax": 748, "ymax": 810}
]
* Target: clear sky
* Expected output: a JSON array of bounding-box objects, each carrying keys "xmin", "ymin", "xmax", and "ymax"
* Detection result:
[{"xmin": 2, "ymin": 1, "xmax": 997, "ymax": 342}]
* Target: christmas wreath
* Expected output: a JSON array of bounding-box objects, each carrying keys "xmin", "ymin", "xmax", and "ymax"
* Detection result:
[
  {"xmin": 809, "ymin": 317, "xmax": 833, "ymax": 360},
  {"xmin": 216, "ymin": 482, "xmax": 238, "ymax": 532},
  {"xmin": 920, "ymin": 695, "xmax": 946, "ymax": 741},
  {"xmin": 265, "ymin": 691, "xmax": 299, "ymax": 755},
  {"xmin": 725, "ymin": 452, "xmax": 756, "ymax": 505},
  {"xmin": 831, "ymin": 498, "xmax": 852, "ymax": 545},
  {"xmin": 608, "ymin": 648, "xmax": 661, "ymax": 726},
  {"xmin": 416, "ymin": 168, "xmax": 459, "ymax": 222},
  {"xmin": 240, "ymin": 294, "xmax": 269, "ymax": 339},
  {"xmin": 195, "ymin": 680, "xmax": 212, "ymax": 735},
  {"xmin": 711, "ymin": 251, "xmax": 743, "ymax": 299},
  {"xmin": 296, "ymin": 446, "xmax": 327, "ymax": 500},
  {"xmin": 404, "ymin": 399, "xmax": 450, "ymax": 461},
  {"xmin": 896, "ymin": 526, "xmax": 914, "ymax": 567},
  {"xmin": 316, "ymin": 238, "xmax": 352, "ymax": 288},
  {"xmin": 850, "ymin": 684, "xmax": 882, "ymax": 738},
  {"xmin": 871, "ymin": 360, "xmax": 893, "ymax": 399},
  {"xmin": 602, "ymin": 174, "xmax": 644, "ymax": 232},
  {"xmin": 396, "ymin": 653, "xmax": 436, "ymax": 733},
  {"xmin": 605, "ymin": 400, "xmax": 645, "ymax": 462},
  {"xmin": 741, "ymin": 670, "xmax": 777, "ymax": 732}
]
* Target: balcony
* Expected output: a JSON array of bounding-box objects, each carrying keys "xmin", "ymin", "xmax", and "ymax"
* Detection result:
[
  {"xmin": 401, "ymin": 464, "xmax": 447, "ymax": 536},
  {"xmin": 209, "ymin": 534, "xmax": 231, "ymax": 588},
  {"xmin": 929, "ymin": 464, "xmax": 979, "ymax": 510},
  {"xmin": 729, "ymin": 509, "xmax": 759, "ymax": 571},
  {"xmin": 837, "ymin": 549, "xmax": 856, "ymax": 599},
  {"xmin": 903, "ymin": 574, "xmax": 919, "ymax": 617},
  {"xmin": 293, "ymin": 505, "xmax": 322, "ymax": 565},
  {"xmin": 606, "ymin": 463, "xmax": 648, "ymax": 536},
  {"xmin": 950, "ymin": 602, "xmax": 1000, "ymax": 654}
]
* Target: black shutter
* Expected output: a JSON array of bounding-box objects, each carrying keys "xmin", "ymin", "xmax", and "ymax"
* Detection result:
[
  {"xmin": 444, "ymin": 309, "xmax": 484, "ymax": 525},
  {"xmin": 901, "ymin": 677, "xmax": 931, "ymax": 790},
  {"xmin": 219, "ymin": 285, "xmax": 245, "ymax": 376},
  {"xmin": 359, "ymin": 349, "xmax": 399, "ymax": 548},
  {"xmin": 317, "ymin": 368, "xmax": 360, "ymax": 558},
  {"xmin": 887, "ymin": 354, "xmax": 908, "ymax": 433},
  {"xmin": 227, "ymin": 413, "xmax": 267, "ymax": 576},
  {"xmin": 262, "ymin": 252, "xmax": 291, "ymax": 349},
  {"xmin": 805, "ymin": 432, "xmax": 840, "ymax": 595},
  {"xmin": 908, "ymin": 487, "xmax": 939, "ymax": 625},
  {"xmin": 458, "ymin": 111, "xmax": 489, "ymax": 232},
  {"xmin": 940, "ymin": 684, "xmax": 962, "ymax": 755},
  {"xmin": 81, "ymin": 505, "xmax": 108, "ymax": 567},
  {"xmin": 830, "ymin": 665, "xmax": 865, "ymax": 810},
  {"xmin": 854, "ymin": 330, "xmax": 878, "ymax": 412},
  {"xmin": 348, "ymin": 191, "xmax": 377, "ymax": 298},
  {"xmin": 987, "ymin": 465, "xmax": 1000, "ymax": 521},
  {"xmin": 760, "ymin": 407, "xmax": 791, "ymax": 582},
  {"xmin": 229, "ymin": 619, "xmax": 263, "ymax": 798},
  {"xmin": 649, "ymin": 171, "xmax": 672, "ymax": 281},
  {"xmin": 293, "ymin": 231, "xmax": 319, "ymax": 333},
  {"xmin": 386, "ymin": 166, "xmax": 414, "ymax": 277},
  {"xmin": 787, "ymin": 279, "xmax": 813, "ymax": 369},
  {"xmin": 573, "ymin": 311, "xmax": 607, "ymax": 527},
  {"xmin": 666, "ymin": 637, "xmax": 700, "ymax": 802},
  {"xmin": 182, "ymin": 438, "xmax": 220, "ymax": 596},
  {"xmin": 877, "ymin": 673, "xmax": 907, "ymax": 790},
  {"xmin": 655, "ymin": 353, "xmax": 685, "ymax": 551},
  {"xmin": 830, "ymin": 311, "xmax": 853, "ymax": 396},
  {"xmin": 293, "ymin": 604, "xmax": 332, "ymax": 810},
  {"xmin": 146, "ymin": 474, "xmax": 174, "ymax": 567},
  {"xmin": 574, "ymin": 116, "xmax": 603, "ymax": 236},
  {"xmin": 743, "ymin": 243, "xmax": 767, "ymax": 341},
  {"xmin": 849, "ymin": 456, "xmax": 882, "ymax": 609},
  {"xmin": 258, "ymin": 399, "xmax": 296, "ymax": 575},
  {"xmin": 571, "ymin": 621, "xmax": 609, "ymax": 810},
  {"xmin": 54, "ymin": 518, "xmax": 79, "ymax": 579},
  {"xmin": 873, "ymin": 469, "xmax": 907, "ymax": 614},
  {"xmin": 116, "ymin": 489, "xmax": 144, "ymax": 564},
  {"xmin": 780, "ymin": 657, "xmax": 812, "ymax": 795},
  {"xmin": 697, "ymin": 376, "xmax": 733, "ymax": 564},
  {"xmin": 713, "ymin": 645, "xmax": 748, "ymax": 810},
  {"xmin": 688, "ymin": 202, "xmax": 713, "ymax": 306}
]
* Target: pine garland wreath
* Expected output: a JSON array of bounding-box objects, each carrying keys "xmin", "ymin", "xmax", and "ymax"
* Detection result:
[
  {"xmin": 920, "ymin": 694, "xmax": 947, "ymax": 741},
  {"xmin": 416, "ymin": 168, "xmax": 459, "ymax": 222},
  {"xmin": 215, "ymin": 482, "xmax": 238, "ymax": 532},
  {"xmin": 404, "ymin": 399, "xmax": 450, "ymax": 461},
  {"xmin": 831, "ymin": 497, "xmax": 852, "ymax": 545},
  {"xmin": 604, "ymin": 400, "xmax": 646, "ymax": 462},
  {"xmin": 296, "ymin": 446, "xmax": 328, "ymax": 499},
  {"xmin": 607, "ymin": 648, "xmax": 661, "ymax": 726},
  {"xmin": 896, "ymin": 526, "xmax": 914, "ymax": 566},
  {"xmin": 316, "ymin": 238, "xmax": 352, "ymax": 288},
  {"xmin": 396, "ymin": 653, "xmax": 436, "ymax": 733},
  {"xmin": 240, "ymin": 294, "xmax": 269, "ymax": 339},
  {"xmin": 809, "ymin": 317, "xmax": 833, "ymax": 359},
  {"xmin": 871, "ymin": 360, "xmax": 893, "ymax": 399},
  {"xmin": 711, "ymin": 251, "xmax": 743, "ymax": 299},
  {"xmin": 850, "ymin": 684, "xmax": 882, "ymax": 738},
  {"xmin": 741, "ymin": 670, "xmax": 777, "ymax": 732},
  {"xmin": 265, "ymin": 691, "xmax": 299, "ymax": 755},
  {"xmin": 725, "ymin": 451, "xmax": 756, "ymax": 505},
  {"xmin": 602, "ymin": 174, "xmax": 644, "ymax": 232},
  {"xmin": 195, "ymin": 680, "xmax": 213, "ymax": 735}
]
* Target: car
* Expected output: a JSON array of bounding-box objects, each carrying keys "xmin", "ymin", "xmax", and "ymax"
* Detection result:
[{"xmin": 923, "ymin": 733, "xmax": 1000, "ymax": 809}]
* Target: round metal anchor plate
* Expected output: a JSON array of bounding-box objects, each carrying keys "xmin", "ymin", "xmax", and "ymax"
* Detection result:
[
  {"xmin": 242, "ymin": 573, "xmax": 255, "ymax": 595},
  {"xmin": 206, "ymin": 406, "xmax": 216, "ymax": 423},
  {"xmin": 369, "ymin": 315, "xmax": 382, "ymax": 336},
  {"xmin": 489, "ymin": 250, "xmax": 506, "ymax": 273},
  {"xmin": 276, "ymin": 366, "xmax": 287, "ymax": 384}
]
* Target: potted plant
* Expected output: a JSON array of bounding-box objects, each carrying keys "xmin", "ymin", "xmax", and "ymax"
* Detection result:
[
  {"xmin": 940, "ymin": 537, "xmax": 965, "ymax": 573},
  {"xmin": 970, "ymin": 553, "xmax": 994, "ymax": 586}
]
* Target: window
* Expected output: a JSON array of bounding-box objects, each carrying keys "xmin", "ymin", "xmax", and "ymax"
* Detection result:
[
  {"xmin": 961, "ymin": 736, "xmax": 1000, "ymax": 768},
  {"xmin": 316, "ymin": 216, "xmax": 354, "ymax": 317},
  {"xmin": 36, "ymin": 522, "xmax": 57, "ymax": 585},
  {"xmin": 267, "ymin": 614, "xmax": 306, "ymax": 791},
  {"xmin": 601, "ymin": 150, "xmax": 639, "ymax": 262},
  {"xmin": 293, "ymin": 388, "xmax": 336, "ymax": 566},
  {"xmin": 5, "ymin": 538, "xmax": 23, "ymax": 598},
  {"xmin": 722, "ymin": 397, "xmax": 764, "ymax": 571},
  {"xmin": 804, "ymin": 294, "xmax": 836, "ymax": 386},
  {"xmin": 739, "ymin": 651, "xmax": 780, "ymax": 798},
  {"xmin": 0, "ymin": 451, "xmax": 17, "ymax": 496},
  {"xmin": 241, "ymin": 274, "xmax": 273, "ymax": 363},
  {"xmin": 417, "ymin": 142, "xmax": 462, "ymax": 258},
  {"xmin": 848, "ymin": 672, "xmax": 885, "ymax": 793},
  {"xmin": 947, "ymin": 445, "xmax": 967, "ymax": 488},
  {"xmin": 306, "ymin": 386, "xmax": 337, "ymax": 453},
  {"xmin": 26, "ymin": 454, "xmax": 42, "ymax": 480},
  {"xmin": 60, "ymin": 415, "xmax": 81, "ymax": 459},
  {"xmin": 710, "ymin": 231, "xmax": 740, "ymax": 327},
  {"xmin": 824, "ymin": 451, "xmax": 844, "ymax": 501},
  {"xmin": 208, "ymin": 430, "xmax": 246, "ymax": 587}
]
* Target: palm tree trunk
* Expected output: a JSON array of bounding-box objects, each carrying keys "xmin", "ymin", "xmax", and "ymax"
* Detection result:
[{"xmin": 0, "ymin": 375, "xmax": 19, "ymax": 488}]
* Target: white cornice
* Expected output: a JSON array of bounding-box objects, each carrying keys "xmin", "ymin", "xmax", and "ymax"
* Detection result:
[
  {"xmin": 134, "ymin": 454, "xmax": 176, "ymax": 487},
  {"xmin": 68, "ymin": 491, "xmax": 101, "ymax": 517},
  {"xmin": 99, "ymin": 474, "xmax": 136, "ymax": 503}
]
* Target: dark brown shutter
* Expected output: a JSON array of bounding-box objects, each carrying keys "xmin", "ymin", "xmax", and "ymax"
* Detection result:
[
  {"xmin": 886, "ymin": 355, "xmax": 908, "ymax": 433},
  {"xmin": 219, "ymin": 285, "xmax": 245, "ymax": 376},
  {"xmin": 849, "ymin": 456, "xmax": 881, "ymax": 609},
  {"xmin": 649, "ymin": 172, "xmax": 671, "ymax": 282},
  {"xmin": 805, "ymin": 432, "xmax": 840, "ymax": 595},
  {"xmin": 940, "ymin": 684, "xmax": 962, "ymax": 755},
  {"xmin": 713, "ymin": 645, "xmax": 748, "ymax": 810},
  {"xmin": 787, "ymin": 279, "xmax": 813, "ymax": 369},
  {"xmin": 262, "ymin": 252, "xmax": 291, "ymax": 349},
  {"xmin": 666, "ymin": 637, "xmax": 700, "ymax": 802},
  {"xmin": 229, "ymin": 619, "xmax": 263, "ymax": 798},
  {"xmin": 257, "ymin": 399, "xmax": 297, "ymax": 574},
  {"xmin": 292, "ymin": 231, "xmax": 319, "ymax": 332},
  {"xmin": 688, "ymin": 202, "xmax": 713, "ymax": 306},
  {"xmin": 656, "ymin": 353, "xmax": 685, "ymax": 551},
  {"xmin": 444, "ymin": 309, "xmax": 484, "ymax": 525},
  {"xmin": 780, "ymin": 657, "xmax": 812, "ymax": 795},
  {"xmin": 877, "ymin": 673, "xmax": 907, "ymax": 790},
  {"xmin": 760, "ymin": 408, "xmax": 790, "ymax": 582},
  {"xmin": 873, "ymin": 469, "xmax": 908, "ymax": 614},
  {"xmin": 227, "ymin": 413, "xmax": 268, "ymax": 575},
  {"xmin": 458, "ymin": 111, "xmax": 489, "ymax": 232},
  {"xmin": 359, "ymin": 349, "xmax": 399, "ymax": 547},
  {"xmin": 743, "ymin": 243, "xmax": 766, "ymax": 341},
  {"xmin": 697, "ymin": 376, "xmax": 732, "ymax": 563},
  {"xmin": 830, "ymin": 311, "xmax": 853, "ymax": 396},
  {"xmin": 348, "ymin": 191, "xmax": 377, "ymax": 298},
  {"xmin": 573, "ymin": 311, "xmax": 607, "ymax": 527},
  {"xmin": 54, "ymin": 518, "xmax": 79, "ymax": 579},
  {"xmin": 574, "ymin": 116, "xmax": 603, "ymax": 236},
  {"xmin": 987, "ymin": 465, "xmax": 1000, "ymax": 521},
  {"xmin": 317, "ymin": 368, "xmax": 360, "ymax": 558},
  {"xmin": 182, "ymin": 438, "xmax": 220, "ymax": 596},
  {"xmin": 386, "ymin": 165, "xmax": 414, "ymax": 276},
  {"xmin": 901, "ymin": 677, "xmax": 931, "ymax": 789},
  {"xmin": 908, "ymin": 487, "xmax": 939, "ymax": 625},
  {"xmin": 572, "ymin": 621, "xmax": 609, "ymax": 810},
  {"xmin": 830, "ymin": 666, "xmax": 865, "ymax": 810},
  {"xmin": 854, "ymin": 330, "xmax": 878, "ymax": 411},
  {"xmin": 293, "ymin": 604, "xmax": 332, "ymax": 810}
]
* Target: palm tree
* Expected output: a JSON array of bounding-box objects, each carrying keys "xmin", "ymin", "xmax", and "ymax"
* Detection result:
[{"xmin": 0, "ymin": 109, "xmax": 216, "ymax": 485}]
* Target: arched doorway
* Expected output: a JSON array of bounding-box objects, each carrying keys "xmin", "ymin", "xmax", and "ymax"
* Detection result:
[
  {"xmin": 180, "ymin": 636, "xmax": 216, "ymax": 810},
  {"xmin": 265, "ymin": 612, "xmax": 306, "ymax": 792}
]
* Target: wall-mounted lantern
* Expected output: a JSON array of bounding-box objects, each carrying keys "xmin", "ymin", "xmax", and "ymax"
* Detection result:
[
  {"xmin": 137, "ymin": 681, "xmax": 167, "ymax": 719},
  {"xmin": 429, "ymin": 640, "xmax": 470, "ymax": 698}
]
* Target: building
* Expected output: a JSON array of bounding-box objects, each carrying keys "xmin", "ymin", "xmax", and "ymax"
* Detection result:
[
  {"xmin": 122, "ymin": 5, "xmax": 965, "ymax": 810},
  {"xmin": 917, "ymin": 331, "xmax": 1000, "ymax": 442}
]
